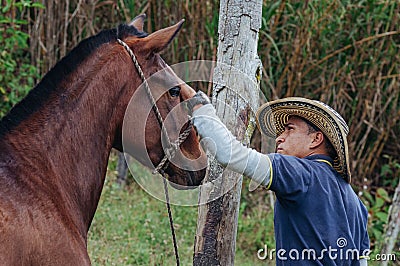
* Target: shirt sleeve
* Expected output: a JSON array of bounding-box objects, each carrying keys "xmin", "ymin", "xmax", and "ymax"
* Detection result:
[
  {"xmin": 267, "ymin": 154, "xmax": 312, "ymax": 203},
  {"xmin": 192, "ymin": 104, "xmax": 271, "ymax": 187}
]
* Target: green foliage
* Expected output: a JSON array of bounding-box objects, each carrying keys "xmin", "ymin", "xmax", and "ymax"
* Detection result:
[
  {"xmin": 366, "ymin": 156, "xmax": 400, "ymax": 254},
  {"xmin": 0, "ymin": 0, "xmax": 42, "ymax": 117},
  {"xmin": 362, "ymin": 156, "xmax": 400, "ymax": 250},
  {"xmin": 380, "ymin": 155, "xmax": 400, "ymax": 188},
  {"xmin": 363, "ymin": 187, "xmax": 391, "ymax": 249}
]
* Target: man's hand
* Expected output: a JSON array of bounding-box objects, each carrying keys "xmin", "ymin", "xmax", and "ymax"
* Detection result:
[{"xmin": 186, "ymin": 91, "xmax": 211, "ymax": 114}]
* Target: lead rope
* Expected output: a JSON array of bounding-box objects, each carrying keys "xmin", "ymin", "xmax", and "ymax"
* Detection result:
[
  {"xmin": 162, "ymin": 176, "xmax": 180, "ymax": 266},
  {"xmin": 117, "ymin": 38, "xmax": 188, "ymax": 266}
]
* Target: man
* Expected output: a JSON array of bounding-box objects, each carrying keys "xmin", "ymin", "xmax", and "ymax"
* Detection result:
[{"xmin": 187, "ymin": 93, "xmax": 370, "ymax": 265}]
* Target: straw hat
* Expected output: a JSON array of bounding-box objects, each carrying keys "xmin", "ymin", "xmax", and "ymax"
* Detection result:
[{"xmin": 256, "ymin": 97, "xmax": 351, "ymax": 182}]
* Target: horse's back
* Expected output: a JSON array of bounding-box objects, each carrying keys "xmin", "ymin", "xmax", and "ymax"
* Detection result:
[{"xmin": 0, "ymin": 142, "xmax": 91, "ymax": 266}]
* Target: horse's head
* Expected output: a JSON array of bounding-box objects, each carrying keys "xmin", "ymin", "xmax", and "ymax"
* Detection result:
[{"xmin": 115, "ymin": 15, "xmax": 207, "ymax": 188}]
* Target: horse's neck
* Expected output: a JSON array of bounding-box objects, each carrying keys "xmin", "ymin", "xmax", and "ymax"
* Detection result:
[{"xmin": 5, "ymin": 47, "xmax": 135, "ymax": 233}]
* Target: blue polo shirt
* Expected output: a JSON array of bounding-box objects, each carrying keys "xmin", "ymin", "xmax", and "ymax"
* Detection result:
[{"xmin": 267, "ymin": 154, "xmax": 370, "ymax": 265}]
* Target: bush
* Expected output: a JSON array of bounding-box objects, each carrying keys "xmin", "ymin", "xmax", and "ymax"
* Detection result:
[{"xmin": 0, "ymin": 0, "xmax": 42, "ymax": 117}]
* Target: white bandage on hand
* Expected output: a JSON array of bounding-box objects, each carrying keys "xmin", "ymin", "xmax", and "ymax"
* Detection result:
[{"xmin": 192, "ymin": 104, "xmax": 271, "ymax": 187}]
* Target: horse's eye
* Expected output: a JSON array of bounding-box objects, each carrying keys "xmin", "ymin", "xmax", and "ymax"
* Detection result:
[{"xmin": 169, "ymin": 86, "xmax": 181, "ymax": 97}]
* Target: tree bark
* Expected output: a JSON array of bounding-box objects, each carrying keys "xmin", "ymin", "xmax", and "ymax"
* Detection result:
[
  {"xmin": 380, "ymin": 181, "xmax": 400, "ymax": 266},
  {"xmin": 193, "ymin": 1, "xmax": 263, "ymax": 265},
  {"xmin": 116, "ymin": 152, "xmax": 129, "ymax": 186}
]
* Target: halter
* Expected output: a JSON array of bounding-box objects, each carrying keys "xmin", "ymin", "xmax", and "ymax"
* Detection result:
[
  {"xmin": 117, "ymin": 38, "xmax": 193, "ymax": 175},
  {"xmin": 117, "ymin": 38, "xmax": 190, "ymax": 266}
]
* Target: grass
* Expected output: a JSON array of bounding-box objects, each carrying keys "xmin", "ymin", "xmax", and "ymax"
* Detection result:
[{"xmin": 87, "ymin": 154, "xmax": 275, "ymax": 265}]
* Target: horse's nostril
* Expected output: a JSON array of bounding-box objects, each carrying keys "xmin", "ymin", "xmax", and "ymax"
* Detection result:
[
  {"xmin": 190, "ymin": 167, "xmax": 207, "ymax": 187},
  {"xmin": 188, "ymin": 170, "xmax": 196, "ymax": 186}
]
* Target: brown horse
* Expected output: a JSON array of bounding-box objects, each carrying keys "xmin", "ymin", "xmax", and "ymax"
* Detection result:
[{"xmin": 0, "ymin": 15, "xmax": 206, "ymax": 265}]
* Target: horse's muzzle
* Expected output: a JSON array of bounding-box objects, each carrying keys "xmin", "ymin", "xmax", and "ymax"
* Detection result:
[{"xmin": 165, "ymin": 165, "xmax": 207, "ymax": 190}]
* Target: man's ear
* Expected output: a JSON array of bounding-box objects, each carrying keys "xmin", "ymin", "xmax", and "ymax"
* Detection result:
[{"xmin": 310, "ymin": 131, "xmax": 325, "ymax": 149}]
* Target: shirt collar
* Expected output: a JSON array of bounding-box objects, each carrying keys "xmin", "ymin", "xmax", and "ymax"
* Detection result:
[{"xmin": 305, "ymin": 154, "xmax": 334, "ymax": 164}]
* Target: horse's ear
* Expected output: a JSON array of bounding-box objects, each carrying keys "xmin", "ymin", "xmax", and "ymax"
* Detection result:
[
  {"xmin": 129, "ymin": 14, "xmax": 146, "ymax": 32},
  {"xmin": 142, "ymin": 19, "xmax": 184, "ymax": 54}
]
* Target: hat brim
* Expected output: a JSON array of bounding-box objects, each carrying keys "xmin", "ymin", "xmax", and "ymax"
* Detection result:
[{"xmin": 256, "ymin": 97, "xmax": 351, "ymax": 183}]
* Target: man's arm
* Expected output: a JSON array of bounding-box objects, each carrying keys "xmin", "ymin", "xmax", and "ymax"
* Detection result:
[{"xmin": 192, "ymin": 103, "xmax": 271, "ymax": 187}]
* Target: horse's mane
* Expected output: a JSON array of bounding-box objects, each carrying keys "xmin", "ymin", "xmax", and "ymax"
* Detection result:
[{"xmin": 0, "ymin": 24, "xmax": 148, "ymax": 137}]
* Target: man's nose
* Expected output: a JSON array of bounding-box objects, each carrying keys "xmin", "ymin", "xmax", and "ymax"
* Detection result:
[{"xmin": 276, "ymin": 133, "xmax": 285, "ymax": 144}]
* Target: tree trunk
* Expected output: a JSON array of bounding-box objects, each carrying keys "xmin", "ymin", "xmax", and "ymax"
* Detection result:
[
  {"xmin": 116, "ymin": 152, "xmax": 129, "ymax": 186},
  {"xmin": 380, "ymin": 181, "xmax": 400, "ymax": 266},
  {"xmin": 193, "ymin": 1, "xmax": 263, "ymax": 265}
]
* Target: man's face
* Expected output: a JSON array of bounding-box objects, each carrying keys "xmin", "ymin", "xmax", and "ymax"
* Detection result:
[{"xmin": 275, "ymin": 116, "xmax": 315, "ymax": 158}]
